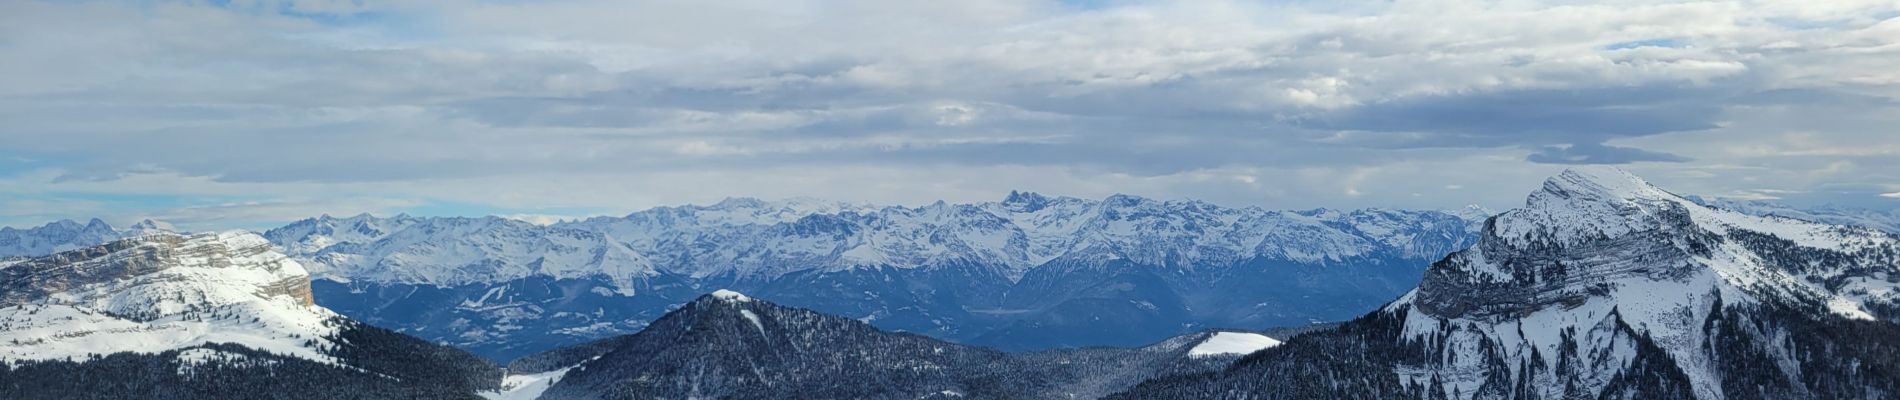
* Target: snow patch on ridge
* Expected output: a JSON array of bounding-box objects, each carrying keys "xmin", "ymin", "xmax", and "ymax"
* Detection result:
[
  {"xmin": 1188, "ymin": 332, "xmax": 1282, "ymax": 357},
  {"xmin": 740, "ymin": 310, "xmax": 765, "ymax": 334},
  {"xmin": 710, "ymin": 289, "xmax": 751, "ymax": 302},
  {"xmin": 481, "ymin": 362, "xmax": 587, "ymax": 400}
]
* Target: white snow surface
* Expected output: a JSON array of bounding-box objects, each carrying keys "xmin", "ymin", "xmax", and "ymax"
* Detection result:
[
  {"xmin": 710, "ymin": 289, "xmax": 752, "ymax": 302},
  {"xmin": 481, "ymin": 364, "xmax": 581, "ymax": 400},
  {"xmin": 1188, "ymin": 332, "xmax": 1282, "ymax": 357},
  {"xmin": 740, "ymin": 309, "xmax": 765, "ymax": 334},
  {"xmin": 0, "ymin": 231, "xmax": 343, "ymax": 365}
]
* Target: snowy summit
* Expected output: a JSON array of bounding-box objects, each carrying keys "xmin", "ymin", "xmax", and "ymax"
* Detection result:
[{"xmin": 709, "ymin": 289, "xmax": 751, "ymax": 302}]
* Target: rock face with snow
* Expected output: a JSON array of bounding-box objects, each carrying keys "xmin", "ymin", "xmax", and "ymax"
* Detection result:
[
  {"xmin": 512, "ymin": 290, "xmax": 1277, "ymax": 400},
  {"xmin": 1112, "ymin": 167, "xmax": 1900, "ymax": 400},
  {"xmin": 0, "ymin": 232, "xmax": 501, "ymax": 399},
  {"xmin": 264, "ymin": 196, "xmax": 1485, "ymax": 360}
]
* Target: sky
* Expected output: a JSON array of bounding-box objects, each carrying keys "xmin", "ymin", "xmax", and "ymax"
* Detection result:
[{"xmin": 3, "ymin": 0, "xmax": 1899, "ymax": 231}]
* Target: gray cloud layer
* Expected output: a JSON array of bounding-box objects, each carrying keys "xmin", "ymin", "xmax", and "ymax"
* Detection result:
[{"xmin": 1, "ymin": 0, "xmax": 1898, "ymax": 229}]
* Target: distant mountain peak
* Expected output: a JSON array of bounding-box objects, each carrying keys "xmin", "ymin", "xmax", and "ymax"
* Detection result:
[
  {"xmin": 1001, "ymin": 190, "xmax": 1051, "ymax": 211},
  {"xmin": 0, "ymin": 218, "xmax": 126, "ymax": 258},
  {"xmin": 1101, "ymin": 193, "xmax": 1150, "ymax": 206},
  {"xmin": 709, "ymin": 196, "xmax": 768, "ymax": 209},
  {"xmin": 124, "ymin": 219, "xmax": 176, "ymax": 235}
]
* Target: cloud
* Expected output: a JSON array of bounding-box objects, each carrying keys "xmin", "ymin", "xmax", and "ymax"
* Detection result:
[
  {"xmin": 1, "ymin": 0, "xmax": 1898, "ymax": 227},
  {"xmin": 1526, "ymin": 143, "xmax": 1693, "ymax": 165},
  {"xmin": 1299, "ymin": 86, "xmax": 1727, "ymax": 160}
]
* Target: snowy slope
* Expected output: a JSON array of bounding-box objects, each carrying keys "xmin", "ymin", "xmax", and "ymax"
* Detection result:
[
  {"xmin": 1187, "ymin": 331, "xmax": 1283, "ymax": 357},
  {"xmin": 481, "ymin": 365, "xmax": 578, "ymax": 400},
  {"xmin": 0, "ymin": 231, "xmax": 340, "ymax": 364}
]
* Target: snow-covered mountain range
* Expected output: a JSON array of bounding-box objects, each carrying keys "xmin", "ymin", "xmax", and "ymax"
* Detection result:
[
  {"xmin": 1114, "ymin": 167, "xmax": 1900, "ymax": 399},
  {"xmin": 7, "ymin": 183, "xmax": 1893, "ymax": 367},
  {"xmin": 5, "ymin": 169, "xmax": 1899, "ymax": 399},
  {"xmin": 260, "ymin": 193, "xmax": 1486, "ymax": 360},
  {"xmin": 0, "ymin": 218, "xmax": 184, "ymax": 260},
  {"xmin": 266, "ymin": 194, "xmax": 1488, "ymax": 289},
  {"xmin": 0, "ymin": 218, "xmax": 122, "ymax": 259},
  {"xmin": 0, "ymin": 231, "xmax": 502, "ymax": 398}
]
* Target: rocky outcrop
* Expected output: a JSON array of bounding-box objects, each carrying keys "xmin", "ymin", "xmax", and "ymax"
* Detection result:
[
  {"xmin": 0, "ymin": 232, "xmax": 505, "ymax": 399},
  {"xmin": 0, "ymin": 232, "xmax": 315, "ymax": 311}
]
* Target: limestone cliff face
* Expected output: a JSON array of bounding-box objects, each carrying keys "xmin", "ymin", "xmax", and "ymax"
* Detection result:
[
  {"xmin": 0, "ymin": 230, "xmax": 505, "ymax": 398},
  {"xmin": 0, "ymin": 231, "xmax": 318, "ymax": 316},
  {"xmin": 258, "ymin": 275, "xmax": 317, "ymax": 307}
]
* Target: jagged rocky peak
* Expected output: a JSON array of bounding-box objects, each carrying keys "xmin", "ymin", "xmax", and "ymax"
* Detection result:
[
  {"xmin": 0, "ymin": 218, "xmax": 126, "ymax": 258},
  {"xmin": 1001, "ymin": 190, "xmax": 1052, "ymax": 212},
  {"xmin": 122, "ymin": 219, "xmax": 177, "ymax": 236}
]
